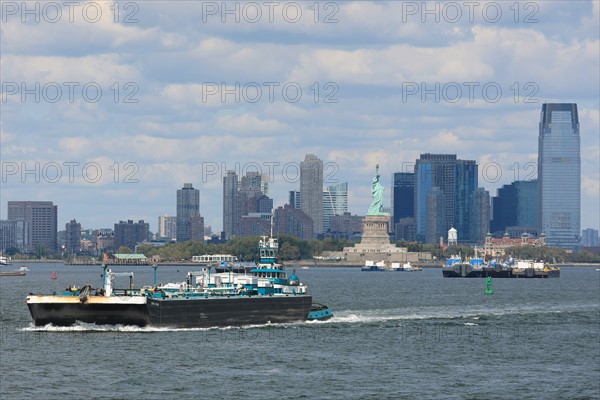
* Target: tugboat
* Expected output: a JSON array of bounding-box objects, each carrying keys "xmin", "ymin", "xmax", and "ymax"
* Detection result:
[
  {"xmin": 27, "ymin": 263, "xmax": 149, "ymax": 326},
  {"xmin": 146, "ymin": 235, "xmax": 333, "ymax": 327}
]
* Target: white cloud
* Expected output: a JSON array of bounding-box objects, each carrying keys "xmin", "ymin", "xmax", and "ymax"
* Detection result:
[{"xmin": 1, "ymin": 0, "xmax": 598, "ymax": 232}]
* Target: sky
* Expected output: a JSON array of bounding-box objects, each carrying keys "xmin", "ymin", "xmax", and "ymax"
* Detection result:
[{"xmin": 1, "ymin": 0, "xmax": 599, "ymax": 234}]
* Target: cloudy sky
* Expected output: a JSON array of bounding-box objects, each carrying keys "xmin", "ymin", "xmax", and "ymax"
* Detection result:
[{"xmin": 1, "ymin": 0, "xmax": 599, "ymax": 234}]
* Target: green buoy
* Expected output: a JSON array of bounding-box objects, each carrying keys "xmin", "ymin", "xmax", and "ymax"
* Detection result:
[{"xmin": 485, "ymin": 276, "xmax": 494, "ymax": 294}]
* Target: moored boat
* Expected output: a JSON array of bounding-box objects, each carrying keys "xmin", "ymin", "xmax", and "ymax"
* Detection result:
[
  {"xmin": 361, "ymin": 260, "xmax": 388, "ymax": 271},
  {"xmin": 0, "ymin": 255, "xmax": 12, "ymax": 266},
  {"xmin": 392, "ymin": 262, "xmax": 422, "ymax": 272},
  {"xmin": 442, "ymin": 257, "xmax": 560, "ymax": 278}
]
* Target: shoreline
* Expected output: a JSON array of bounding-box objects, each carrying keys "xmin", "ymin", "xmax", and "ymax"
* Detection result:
[{"xmin": 5, "ymin": 260, "xmax": 599, "ymax": 268}]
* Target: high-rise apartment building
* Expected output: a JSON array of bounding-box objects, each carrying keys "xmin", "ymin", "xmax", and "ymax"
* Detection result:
[
  {"xmin": 300, "ymin": 154, "xmax": 324, "ymax": 235},
  {"xmin": 65, "ymin": 219, "xmax": 81, "ymax": 255},
  {"xmin": 158, "ymin": 215, "xmax": 177, "ymax": 239},
  {"xmin": 323, "ymin": 182, "xmax": 348, "ymax": 233},
  {"xmin": 223, "ymin": 171, "xmax": 238, "ymax": 239},
  {"xmin": 7, "ymin": 201, "xmax": 57, "ymax": 252},
  {"xmin": 114, "ymin": 220, "xmax": 149, "ymax": 250},
  {"xmin": 274, "ymin": 204, "xmax": 314, "ymax": 240},
  {"xmin": 538, "ymin": 103, "xmax": 580, "ymax": 250},
  {"xmin": 238, "ymin": 172, "xmax": 264, "ymax": 217},
  {"xmin": 176, "ymin": 183, "xmax": 200, "ymax": 242}
]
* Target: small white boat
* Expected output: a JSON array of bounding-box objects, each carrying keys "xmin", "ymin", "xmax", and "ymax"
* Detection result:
[{"xmin": 19, "ymin": 266, "xmax": 29, "ymax": 272}]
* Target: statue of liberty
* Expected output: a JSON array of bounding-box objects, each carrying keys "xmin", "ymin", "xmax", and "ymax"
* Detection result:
[{"xmin": 367, "ymin": 164, "xmax": 385, "ymax": 215}]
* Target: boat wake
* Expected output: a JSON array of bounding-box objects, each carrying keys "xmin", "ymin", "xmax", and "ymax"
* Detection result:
[
  {"xmin": 316, "ymin": 303, "xmax": 598, "ymax": 326},
  {"xmin": 21, "ymin": 320, "xmax": 309, "ymax": 333}
]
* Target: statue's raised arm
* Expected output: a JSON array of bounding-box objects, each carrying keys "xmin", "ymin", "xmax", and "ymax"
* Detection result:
[{"xmin": 367, "ymin": 164, "xmax": 385, "ymax": 215}]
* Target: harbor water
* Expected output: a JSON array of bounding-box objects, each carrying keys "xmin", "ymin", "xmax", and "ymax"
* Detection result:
[{"xmin": 1, "ymin": 263, "xmax": 598, "ymax": 399}]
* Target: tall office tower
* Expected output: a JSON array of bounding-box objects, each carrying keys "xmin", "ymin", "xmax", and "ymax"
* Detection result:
[
  {"xmin": 176, "ymin": 183, "xmax": 200, "ymax": 242},
  {"xmin": 469, "ymin": 188, "xmax": 490, "ymax": 243},
  {"xmin": 300, "ymin": 154, "xmax": 324, "ymax": 235},
  {"xmin": 538, "ymin": 103, "xmax": 581, "ymax": 250},
  {"xmin": 426, "ymin": 187, "xmax": 445, "ymax": 244},
  {"xmin": 323, "ymin": 182, "xmax": 348, "ymax": 233},
  {"xmin": 415, "ymin": 154, "xmax": 477, "ymax": 242},
  {"xmin": 7, "ymin": 201, "xmax": 57, "ymax": 252},
  {"xmin": 158, "ymin": 215, "xmax": 177, "ymax": 239},
  {"xmin": 392, "ymin": 172, "xmax": 415, "ymax": 226},
  {"xmin": 491, "ymin": 180, "xmax": 539, "ymax": 235},
  {"xmin": 65, "ymin": 219, "xmax": 82, "ymax": 255},
  {"xmin": 581, "ymin": 228, "xmax": 599, "ymax": 247},
  {"xmin": 223, "ymin": 170, "xmax": 239, "ymax": 239},
  {"xmin": 289, "ymin": 191, "xmax": 301, "ymax": 209},
  {"xmin": 114, "ymin": 220, "xmax": 149, "ymax": 250},
  {"xmin": 455, "ymin": 160, "xmax": 478, "ymax": 240}
]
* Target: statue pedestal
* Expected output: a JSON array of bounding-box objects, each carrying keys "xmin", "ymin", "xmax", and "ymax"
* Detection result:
[
  {"xmin": 360, "ymin": 215, "xmax": 391, "ymax": 246},
  {"xmin": 336, "ymin": 213, "xmax": 431, "ymax": 264}
]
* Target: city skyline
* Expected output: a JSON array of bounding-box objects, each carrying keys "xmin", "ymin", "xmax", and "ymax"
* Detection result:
[{"xmin": 1, "ymin": 1, "xmax": 598, "ymax": 233}]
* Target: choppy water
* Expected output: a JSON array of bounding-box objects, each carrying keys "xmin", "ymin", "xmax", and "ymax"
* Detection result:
[{"xmin": 1, "ymin": 263, "xmax": 598, "ymax": 399}]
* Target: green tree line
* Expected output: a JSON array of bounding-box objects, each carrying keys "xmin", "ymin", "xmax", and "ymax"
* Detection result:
[{"xmin": 135, "ymin": 236, "xmax": 354, "ymax": 262}]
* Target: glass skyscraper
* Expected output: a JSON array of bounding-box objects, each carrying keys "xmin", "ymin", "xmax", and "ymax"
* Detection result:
[
  {"xmin": 323, "ymin": 182, "xmax": 348, "ymax": 233},
  {"xmin": 538, "ymin": 103, "xmax": 580, "ymax": 251},
  {"xmin": 491, "ymin": 180, "xmax": 539, "ymax": 235},
  {"xmin": 415, "ymin": 154, "xmax": 477, "ymax": 243},
  {"xmin": 392, "ymin": 172, "xmax": 415, "ymax": 225},
  {"xmin": 300, "ymin": 154, "xmax": 324, "ymax": 235},
  {"xmin": 176, "ymin": 183, "xmax": 200, "ymax": 242},
  {"xmin": 222, "ymin": 171, "xmax": 238, "ymax": 239}
]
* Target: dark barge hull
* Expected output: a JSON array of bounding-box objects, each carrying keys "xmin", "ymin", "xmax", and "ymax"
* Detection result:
[
  {"xmin": 27, "ymin": 296, "xmax": 149, "ymax": 327},
  {"xmin": 442, "ymin": 267, "xmax": 560, "ymax": 278},
  {"xmin": 147, "ymin": 295, "xmax": 313, "ymax": 328}
]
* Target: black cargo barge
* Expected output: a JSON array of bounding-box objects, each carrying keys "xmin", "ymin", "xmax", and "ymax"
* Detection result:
[
  {"xmin": 442, "ymin": 262, "xmax": 560, "ymax": 278},
  {"xmin": 147, "ymin": 295, "xmax": 313, "ymax": 328},
  {"xmin": 27, "ymin": 295, "xmax": 150, "ymax": 327}
]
